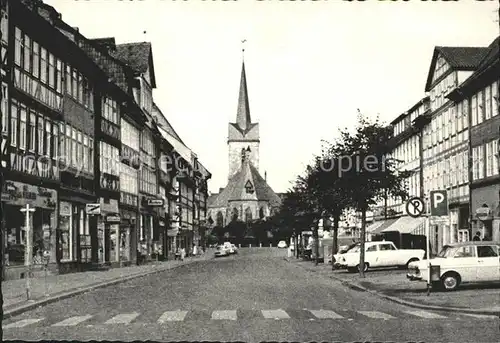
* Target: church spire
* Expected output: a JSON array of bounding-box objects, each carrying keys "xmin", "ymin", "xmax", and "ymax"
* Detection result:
[{"xmin": 236, "ymin": 41, "xmax": 251, "ymax": 131}]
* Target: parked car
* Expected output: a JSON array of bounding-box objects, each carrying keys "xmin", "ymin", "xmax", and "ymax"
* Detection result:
[
  {"xmin": 214, "ymin": 245, "xmax": 230, "ymax": 257},
  {"xmin": 230, "ymin": 244, "xmax": 238, "ymax": 254},
  {"xmin": 407, "ymin": 241, "xmax": 500, "ymax": 291},
  {"xmin": 332, "ymin": 243, "xmax": 359, "ymax": 269},
  {"xmin": 336, "ymin": 241, "xmax": 425, "ymax": 272},
  {"xmin": 277, "ymin": 240, "xmax": 287, "ymax": 248}
]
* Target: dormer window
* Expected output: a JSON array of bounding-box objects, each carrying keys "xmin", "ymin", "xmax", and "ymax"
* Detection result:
[{"xmin": 245, "ymin": 180, "xmax": 254, "ymax": 194}]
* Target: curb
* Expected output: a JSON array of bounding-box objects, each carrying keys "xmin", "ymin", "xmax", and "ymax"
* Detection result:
[
  {"xmin": 3, "ymin": 255, "xmax": 214, "ymax": 319},
  {"xmin": 284, "ymin": 257, "xmax": 500, "ymax": 317}
]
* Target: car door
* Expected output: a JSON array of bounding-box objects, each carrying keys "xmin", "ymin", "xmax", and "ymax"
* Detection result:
[
  {"xmin": 365, "ymin": 244, "xmax": 379, "ymax": 267},
  {"xmin": 476, "ymin": 245, "xmax": 500, "ymax": 282},
  {"xmin": 376, "ymin": 243, "xmax": 395, "ymax": 267},
  {"xmin": 451, "ymin": 245, "xmax": 478, "ymax": 283}
]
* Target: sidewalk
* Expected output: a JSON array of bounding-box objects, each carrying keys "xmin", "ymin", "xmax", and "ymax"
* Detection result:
[
  {"xmin": 285, "ymin": 257, "xmax": 500, "ymax": 316},
  {"xmin": 2, "ymin": 249, "xmax": 215, "ymax": 318}
]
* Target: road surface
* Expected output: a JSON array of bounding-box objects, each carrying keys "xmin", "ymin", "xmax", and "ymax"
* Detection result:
[{"xmin": 3, "ymin": 248, "xmax": 499, "ymax": 342}]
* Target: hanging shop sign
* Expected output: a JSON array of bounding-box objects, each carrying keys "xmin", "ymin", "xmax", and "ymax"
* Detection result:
[
  {"xmin": 146, "ymin": 198, "xmax": 164, "ymax": 207},
  {"xmin": 476, "ymin": 206, "xmax": 492, "ymax": 221},
  {"xmin": 1, "ymin": 181, "xmax": 57, "ymax": 209},
  {"xmin": 106, "ymin": 215, "xmax": 121, "ymax": 223}
]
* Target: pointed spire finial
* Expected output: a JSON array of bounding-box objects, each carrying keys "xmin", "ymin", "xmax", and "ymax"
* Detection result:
[{"xmin": 241, "ymin": 39, "xmax": 247, "ymax": 60}]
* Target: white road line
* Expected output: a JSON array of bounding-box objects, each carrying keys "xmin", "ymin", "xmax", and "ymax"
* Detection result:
[
  {"xmin": 52, "ymin": 315, "xmax": 93, "ymax": 327},
  {"xmin": 404, "ymin": 310, "xmax": 448, "ymax": 319},
  {"xmin": 309, "ymin": 310, "xmax": 344, "ymax": 319},
  {"xmin": 358, "ymin": 311, "xmax": 395, "ymax": 320},
  {"xmin": 462, "ymin": 313, "xmax": 499, "ymax": 319},
  {"xmin": 157, "ymin": 311, "xmax": 188, "ymax": 323},
  {"xmin": 261, "ymin": 309, "xmax": 290, "ymax": 319},
  {"xmin": 3, "ymin": 318, "xmax": 44, "ymax": 329},
  {"xmin": 104, "ymin": 312, "xmax": 139, "ymax": 324},
  {"xmin": 211, "ymin": 310, "xmax": 237, "ymax": 320}
]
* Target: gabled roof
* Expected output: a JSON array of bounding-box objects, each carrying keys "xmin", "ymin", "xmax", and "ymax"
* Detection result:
[
  {"xmin": 424, "ymin": 46, "xmax": 489, "ymax": 91},
  {"xmin": 208, "ymin": 160, "xmax": 281, "ymax": 208},
  {"xmin": 152, "ymin": 102, "xmax": 184, "ymax": 144},
  {"xmin": 460, "ymin": 36, "xmax": 500, "ymax": 88},
  {"xmin": 112, "ymin": 42, "xmax": 156, "ymax": 88}
]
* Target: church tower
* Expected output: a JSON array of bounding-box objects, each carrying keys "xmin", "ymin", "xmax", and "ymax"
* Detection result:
[{"xmin": 227, "ymin": 60, "xmax": 260, "ymax": 180}]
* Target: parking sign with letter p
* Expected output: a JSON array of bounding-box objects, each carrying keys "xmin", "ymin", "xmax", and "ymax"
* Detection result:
[{"xmin": 430, "ymin": 190, "xmax": 448, "ymax": 216}]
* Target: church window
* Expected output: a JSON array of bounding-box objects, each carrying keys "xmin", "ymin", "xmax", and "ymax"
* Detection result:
[
  {"xmin": 245, "ymin": 207, "xmax": 253, "ymax": 223},
  {"xmin": 245, "ymin": 180, "xmax": 254, "ymax": 194},
  {"xmin": 231, "ymin": 208, "xmax": 238, "ymax": 222},
  {"xmin": 259, "ymin": 207, "xmax": 265, "ymax": 219},
  {"xmin": 216, "ymin": 211, "xmax": 224, "ymax": 227}
]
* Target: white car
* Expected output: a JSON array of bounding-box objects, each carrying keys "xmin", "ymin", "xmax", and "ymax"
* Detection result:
[
  {"xmin": 336, "ymin": 241, "xmax": 425, "ymax": 272},
  {"xmin": 230, "ymin": 244, "xmax": 238, "ymax": 254},
  {"xmin": 277, "ymin": 240, "xmax": 287, "ymax": 248},
  {"xmin": 407, "ymin": 241, "xmax": 500, "ymax": 291},
  {"xmin": 214, "ymin": 245, "xmax": 230, "ymax": 257}
]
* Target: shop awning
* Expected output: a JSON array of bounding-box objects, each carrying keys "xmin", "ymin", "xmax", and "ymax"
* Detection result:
[
  {"xmin": 382, "ymin": 216, "xmax": 425, "ymax": 235},
  {"xmin": 158, "ymin": 127, "xmax": 192, "ymax": 164},
  {"xmin": 369, "ymin": 218, "xmax": 399, "ymax": 235}
]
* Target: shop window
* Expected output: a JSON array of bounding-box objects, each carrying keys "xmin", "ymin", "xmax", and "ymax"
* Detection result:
[{"xmin": 59, "ymin": 204, "xmax": 74, "ymax": 262}]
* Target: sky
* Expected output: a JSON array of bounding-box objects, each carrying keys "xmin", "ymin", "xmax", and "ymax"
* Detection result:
[{"xmin": 45, "ymin": 0, "xmax": 499, "ymax": 194}]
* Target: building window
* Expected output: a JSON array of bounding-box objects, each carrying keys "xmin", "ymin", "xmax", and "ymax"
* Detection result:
[
  {"xmin": 486, "ymin": 140, "xmax": 499, "ymax": 177},
  {"xmin": 102, "ymin": 96, "xmax": 119, "ymax": 125},
  {"xmin": 492, "ymin": 81, "xmax": 499, "ymax": 117},
  {"xmin": 471, "ymin": 94, "xmax": 477, "ymax": 126},
  {"xmin": 120, "ymin": 163, "xmax": 139, "ymax": 195},
  {"xmin": 477, "ymin": 89, "xmax": 484, "ymax": 125},
  {"xmin": 19, "ymin": 104, "xmax": 27, "ymax": 150},
  {"xmin": 60, "ymin": 123, "xmax": 93, "ymax": 174},
  {"xmin": 28, "ymin": 111, "xmax": 36, "ymax": 152},
  {"xmin": 100, "ymin": 141, "xmax": 120, "ymax": 176},
  {"xmin": 121, "ymin": 119, "xmax": 140, "ymax": 151},
  {"xmin": 1, "ymin": 83, "xmax": 7, "ymax": 134},
  {"xmin": 472, "ymin": 146, "xmax": 485, "ymax": 181},
  {"xmin": 485, "ymin": 85, "xmax": 492, "ymax": 120}
]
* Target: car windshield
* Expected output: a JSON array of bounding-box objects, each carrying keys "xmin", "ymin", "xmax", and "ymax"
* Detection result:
[
  {"xmin": 436, "ymin": 245, "xmax": 456, "ymax": 258},
  {"xmin": 347, "ymin": 245, "xmax": 361, "ymax": 253}
]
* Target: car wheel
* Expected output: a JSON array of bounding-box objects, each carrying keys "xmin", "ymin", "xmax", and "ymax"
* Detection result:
[
  {"xmin": 356, "ymin": 263, "xmax": 369, "ymax": 272},
  {"xmin": 405, "ymin": 258, "xmax": 420, "ymax": 269},
  {"xmin": 441, "ymin": 272, "xmax": 460, "ymax": 291}
]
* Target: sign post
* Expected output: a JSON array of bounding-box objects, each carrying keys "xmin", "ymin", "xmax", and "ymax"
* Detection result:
[
  {"xmin": 21, "ymin": 204, "xmax": 36, "ymax": 300},
  {"xmin": 428, "ymin": 190, "xmax": 449, "ymax": 295}
]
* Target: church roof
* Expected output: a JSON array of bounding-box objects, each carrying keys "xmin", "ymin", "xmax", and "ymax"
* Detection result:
[
  {"xmin": 235, "ymin": 61, "xmax": 252, "ymax": 132},
  {"xmin": 208, "ymin": 160, "xmax": 281, "ymax": 208}
]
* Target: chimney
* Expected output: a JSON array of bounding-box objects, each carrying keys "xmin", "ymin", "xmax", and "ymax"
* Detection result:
[{"xmin": 265, "ymin": 171, "xmax": 267, "ymax": 182}]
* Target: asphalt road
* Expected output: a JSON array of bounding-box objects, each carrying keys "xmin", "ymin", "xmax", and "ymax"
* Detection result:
[{"xmin": 3, "ymin": 248, "xmax": 499, "ymax": 342}]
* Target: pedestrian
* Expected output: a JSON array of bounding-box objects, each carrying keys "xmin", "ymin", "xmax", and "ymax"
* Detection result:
[
  {"xmin": 180, "ymin": 247, "xmax": 186, "ymax": 261},
  {"xmin": 193, "ymin": 244, "xmax": 198, "ymax": 256},
  {"xmin": 472, "ymin": 231, "xmax": 482, "ymax": 241}
]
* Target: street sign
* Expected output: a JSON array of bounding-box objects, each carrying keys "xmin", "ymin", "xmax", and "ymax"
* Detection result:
[
  {"xmin": 430, "ymin": 190, "xmax": 448, "ymax": 216},
  {"xmin": 86, "ymin": 203, "xmax": 101, "ymax": 215},
  {"xmin": 147, "ymin": 199, "xmax": 164, "ymax": 207},
  {"xmin": 105, "ymin": 215, "xmax": 121, "ymax": 223},
  {"xmin": 406, "ymin": 197, "xmax": 425, "ymax": 218}
]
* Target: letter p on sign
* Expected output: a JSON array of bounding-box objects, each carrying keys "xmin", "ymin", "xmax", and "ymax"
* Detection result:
[{"xmin": 430, "ymin": 190, "xmax": 448, "ymax": 216}]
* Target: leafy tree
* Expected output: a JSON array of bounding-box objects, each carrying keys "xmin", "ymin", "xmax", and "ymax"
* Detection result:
[{"xmin": 330, "ymin": 113, "xmax": 410, "ymax": 277}]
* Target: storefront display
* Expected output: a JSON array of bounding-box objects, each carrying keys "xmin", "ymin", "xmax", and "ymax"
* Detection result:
[{"xmin": 2, "ymin": 181, "xmax": 57, "ymax": 268}]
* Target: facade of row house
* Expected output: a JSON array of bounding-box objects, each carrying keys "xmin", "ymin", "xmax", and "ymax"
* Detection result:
[
  {"xmin": 367, "ymin": 97, "xmax": 430, "ymax": 242},
  {"xmin": 367, "ymin": 37, "xmax": 499, "ymax": 255},
  {"xmin": 1, "ymin": 0, "xmax": 211, "ymax": 280},
  {"xmin": 448, "ymin": 37, "xmax": 500, "ymax": 243}
]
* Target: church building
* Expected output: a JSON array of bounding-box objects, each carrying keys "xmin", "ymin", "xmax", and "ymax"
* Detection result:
[{"xmin": 207, "ymin": 59, "xmax": 282, "ymax": 227}]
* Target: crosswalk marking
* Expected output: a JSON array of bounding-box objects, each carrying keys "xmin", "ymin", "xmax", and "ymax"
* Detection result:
[
  {"xmin": 211, "ymin": 310, "xmax": 237, "ymax": 320},
  {"xmin": 52, "ymin": 315, "xmax": 93, "ymax": 327},
  {"xmin": 3, "ymin": 318, "xmax": 44, "ymax": 329},
  {"xmin": 104, "ymin": 312, "xmax": 139, "ymax": 324},
  {"xmin": 261, "ymin": 309, "xmax": 290, "ymax": 319},
  {"xmin": 462, "ymin": 313, "xmax": 499, "ymax": 319},
  {"xmin": 309, "ymin": 310, "xmax": 344, "ymax": 319},
  {"xmin": 358, "ymin": 311, "xmax": 395, "ymax": 320},
  {"xmin": 157, "ymin": 310, "xmax": 188, "ymax": 323},
  {"xmin": 404, "ymin": 310, "xmax": 447, "ymax": 319}
]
